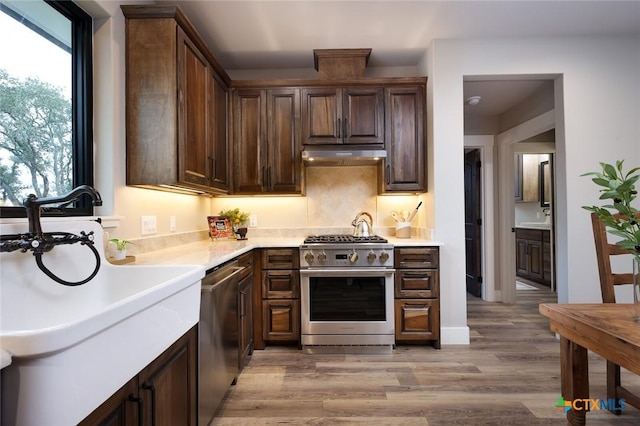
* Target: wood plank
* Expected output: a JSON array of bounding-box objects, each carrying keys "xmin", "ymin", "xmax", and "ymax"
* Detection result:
[{"xmin": 212, "ymin": 289, "xmax": 640, "ymax": 425}]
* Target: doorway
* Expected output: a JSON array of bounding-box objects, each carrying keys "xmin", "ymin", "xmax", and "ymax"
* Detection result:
[{"xmin": 463, "ymin": 75, "xmax": 563, "ymax": 304}]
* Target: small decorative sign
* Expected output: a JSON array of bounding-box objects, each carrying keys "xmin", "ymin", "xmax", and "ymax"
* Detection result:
[{"xmin": 207, "ymin": 216, "xmax": 233, "ymax": 239}]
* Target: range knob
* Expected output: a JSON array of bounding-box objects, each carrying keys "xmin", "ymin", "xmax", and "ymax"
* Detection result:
[
  {"xmin": 304, "ymin": 252, "xmax": 314, "ymax": 265},
  {"xmin": 367, "ymin": 251, "xmax": 377, "ymax": 263},
  {"xmin": 317, "ymin": 251, "xmax": 327, "ymax": 264},
  {"xmin": 379, "ymin": 251, "xmax": 390, "ymax": 263},
  {"xmin": 349, "ymin": 251, "xmax": 359, "ymax": 263}
]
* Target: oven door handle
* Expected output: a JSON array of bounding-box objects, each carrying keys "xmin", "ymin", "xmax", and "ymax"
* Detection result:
[{"xmin": 300, "ymin": 268, "xmax": 395, "ymax": 277}]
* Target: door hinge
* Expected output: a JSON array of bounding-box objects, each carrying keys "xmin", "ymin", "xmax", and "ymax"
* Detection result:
[
  {"xmin": 476, "ymin": 218, "xmax": 482, "ymax": 226},
  {"xmin": 477, "ymin": 276, "xmax": 483, "ymax": 283}
]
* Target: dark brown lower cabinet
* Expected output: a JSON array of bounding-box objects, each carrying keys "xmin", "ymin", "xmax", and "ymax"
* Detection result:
[
  {"xmin": 79, "ymin": 326, "xmax": 197, "ymax": 426},
  {"xmin": 258, "ymin": 248, "xmax": 300, "ymax": 345},
  {"xmin": 516, "ymin": 228, "xmax": 551, "ymax": 285},
  {"xmin": 393, "ymin": 247, "xmax": 441, "ymax": 348}
]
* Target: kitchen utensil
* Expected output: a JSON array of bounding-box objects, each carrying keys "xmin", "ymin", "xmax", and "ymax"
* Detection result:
[
  {"xmin": 402, "ymin": 210, "xmax": 410, "ymax": 222},
  {"xmin": 406, "ymin": 201, "xmax": 423, "ymax": 222},
  {"xmin": 391, "ymin": 211, "xmax": 400, "ymax": 222},
  {"xmin": 351, "ymin": 211, "xmax": 373, "ymax": 237}
]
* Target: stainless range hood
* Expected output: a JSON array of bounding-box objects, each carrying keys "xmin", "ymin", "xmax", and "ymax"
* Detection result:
[{"xmin": 302, "ymin": 148, "xmax": 387, "ymax": 166}]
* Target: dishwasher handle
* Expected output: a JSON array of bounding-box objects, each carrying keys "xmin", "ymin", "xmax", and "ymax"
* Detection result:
[{"xmin": 201, "ymin": 266, "xmax": 244, "ymax": 292}]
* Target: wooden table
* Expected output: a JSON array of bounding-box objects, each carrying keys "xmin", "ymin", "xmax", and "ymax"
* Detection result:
[{"xmin": 539, "ymin": 303, "xmax": 640, "ymax": 425}]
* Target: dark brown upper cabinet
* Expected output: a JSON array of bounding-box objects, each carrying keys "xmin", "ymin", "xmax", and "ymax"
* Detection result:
[
  {"xmin": 380, "ymin": 85, "xmax": 426, "ymax": 193},
  {"xmin": 232, "ymin": 88, "xmax": 303, "ymax": 194},
  {"xmin": 122, "ymin": 5, "xmax": 230, "ymax": 195},
  {"xmin": 301, "ymin": 87, "xmax": 384, "ymax": 146}
]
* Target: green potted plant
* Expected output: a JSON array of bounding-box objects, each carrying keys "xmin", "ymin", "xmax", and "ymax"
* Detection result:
[
  {"xmin": 109, "ymin": 238, "xmax": 134, "ymax": 260},
  {"xmin": 582, "ymin": 160, "xmax": 640, "ymax": 255},
  {"xmin": 582, "ymin": 160, "xmax": 640, "ymax": 321},
  {"xmin": 219, "ymin": 208, "xmax": 250, "ymax": 240}
]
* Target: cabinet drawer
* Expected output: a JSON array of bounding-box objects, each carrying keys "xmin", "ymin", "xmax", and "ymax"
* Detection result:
[
  {"xmin": 395, "ymin": 269, "xmax": 438, "ymax": 298},
  {"xmin": 394, "ymin": 299, "xmax": 439, "ymax": 342},
  {"xmin": 394, "ymin": 247, "xmax": 439, "ymax": 269},
  {"xmin": 262, "ymin": 299, "xmax": 300, "ymax": 341},
  {"xmin": 262, "ymin": 248, "xmax": 299, "ymax": 269},
  {"xmin": 262, "ymin": 270, "xmax": 300, "ymax": 298}
]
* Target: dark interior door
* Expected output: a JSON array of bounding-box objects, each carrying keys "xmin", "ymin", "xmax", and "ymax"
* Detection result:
[{"xmin": 464, "ymin": 149, "xmax": 482, "ymax": 297}]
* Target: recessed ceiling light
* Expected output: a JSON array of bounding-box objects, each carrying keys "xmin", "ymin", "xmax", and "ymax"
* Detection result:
[{"xmin": 466, "ymin": 96, "xmax": 482, "ymax": 106}]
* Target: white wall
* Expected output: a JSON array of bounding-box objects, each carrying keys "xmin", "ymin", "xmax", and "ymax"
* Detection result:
[{"xmin": 430, "ymin": 35, "xmax": 640, "ymax": 347}]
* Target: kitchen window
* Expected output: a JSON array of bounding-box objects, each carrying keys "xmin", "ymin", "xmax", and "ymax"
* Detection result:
[{"xmin": 0, "ymin": 0, "xmax": 93, "ymax": 218}]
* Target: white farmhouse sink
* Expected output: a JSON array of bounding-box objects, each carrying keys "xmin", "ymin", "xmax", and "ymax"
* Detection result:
[{"xmin": 0, "ymin": 220, "xmax": 204, "ymax": 425}]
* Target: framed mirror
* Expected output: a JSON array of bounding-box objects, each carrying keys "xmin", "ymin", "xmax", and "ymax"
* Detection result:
[{"xmin": 540, "ymin": 160, "xmax": 551, "ymax": 207}]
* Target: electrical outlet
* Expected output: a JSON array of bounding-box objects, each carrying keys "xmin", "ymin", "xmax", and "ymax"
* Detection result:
[
  {"xmin": 170, "ymin": 216, "xmax": 177, "ymax": 232},
  {"xmin": 249, "ymin": 214, "xmax": 258, "ymax": 228},
  {"xmin": 141, "ymin": 215, "xmax": 157, "ymax": 235}
]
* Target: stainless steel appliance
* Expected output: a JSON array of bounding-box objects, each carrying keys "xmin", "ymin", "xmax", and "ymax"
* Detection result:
[
  {"xmin": 199, "ymin": 260, "xmax": 244, "ymax": 425},
  {"xmin": 299, "ymin": 235, "xmax": 395, "ymax": 354}
]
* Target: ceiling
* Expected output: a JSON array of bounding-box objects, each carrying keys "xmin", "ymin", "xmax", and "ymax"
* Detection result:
[{"xmin": 152, "ymin": 0, "xmax": 640, "ymax": 118}]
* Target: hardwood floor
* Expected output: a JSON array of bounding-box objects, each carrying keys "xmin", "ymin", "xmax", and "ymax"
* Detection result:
[{"xmin": 213, "ymin": 284, "xmax": 640, "ymax": 425}]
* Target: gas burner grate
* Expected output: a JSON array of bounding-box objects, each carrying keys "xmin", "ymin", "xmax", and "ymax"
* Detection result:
[{"xmin": 304, "ymin": 234, "xmax": 388, "ymax": 244}]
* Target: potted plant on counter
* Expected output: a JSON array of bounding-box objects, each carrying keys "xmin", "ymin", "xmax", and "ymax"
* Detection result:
[
  {"xmin": 109, "ymin": 238, "xmax": 134, "ymax": 261},
  {"xmin": 219, "ymin": 208, "xmax": 250, "ymax": 240}
]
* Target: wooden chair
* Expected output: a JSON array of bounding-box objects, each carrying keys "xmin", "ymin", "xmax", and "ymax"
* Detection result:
[{"xmin": 590, "ymin": 212, "xmax": 640, "ymax": 413}]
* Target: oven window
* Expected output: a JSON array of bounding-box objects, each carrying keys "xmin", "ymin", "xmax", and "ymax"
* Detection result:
[{"xmin": 308, "ymin": 276, "xmax": 386, "ymax": 321}]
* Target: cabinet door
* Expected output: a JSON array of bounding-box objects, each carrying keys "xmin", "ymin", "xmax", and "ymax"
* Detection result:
[
  {"xmin": 394, "ymin": 299, "xmax": 439, "ymax": 344},
  {"xmin": 343, "ymin": 87, "xmax": 384, "ymax": 145},
  {"xmin": 232, "ymin": 89, "xmax": 267, "ymax": 192},
  {"xmin": 262, "ymin": 299, "xmax": 300, "ymax": 341},
  {"xmin": 301, "ymin": 87, "xmax": 341, "ymax": 144},
  {"xmin": 177, "ymin": 28, "xmax": 209, "ymax": 188},
  {"xmin": 79, "ymin": 377, "xmax": 139, "ymax": 426},
  {"xmin": 528, "ymin": 240, "xmax": 544, "ymax": 281},
  {"xmin": 138, "ymin": 327, "xmax": 197, "ymax": 426},
  {"xmin": 382, "ymin": 86, "xmax": 425, "ymax": 192},
  {"xmin": 239, "ymin": 272, "xmax": 254, "ymax": 368},
  {"xmin": 208, "ymin": 71, "xmax": 229, "ymax": 191},
  {"xmin": 267, "ymin": 88, "xmax": 302, "ymax": 193},
  {"xmin": 516, "ymin": 239, "xmax": 529, "ymax": 276}
]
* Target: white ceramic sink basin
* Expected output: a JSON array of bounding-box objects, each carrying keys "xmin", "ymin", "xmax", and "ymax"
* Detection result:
[
  {"xmin": 0, "ymin": 220, "xmax": 204, "ymax": 425},
  {"xmin": 518, "ymin": 221, "xmax": 551, "ymax": 229}
]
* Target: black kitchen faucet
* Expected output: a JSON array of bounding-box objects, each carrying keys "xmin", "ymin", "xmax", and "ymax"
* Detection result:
[{"xmin": 0, "ymin": 185, "xmax": 103, "ymax": 286}]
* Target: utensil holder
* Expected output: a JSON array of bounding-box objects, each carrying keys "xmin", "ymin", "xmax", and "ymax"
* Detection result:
[{"xmin": 395, "ymin": 222, "xmax": 411, "ymax": 238}]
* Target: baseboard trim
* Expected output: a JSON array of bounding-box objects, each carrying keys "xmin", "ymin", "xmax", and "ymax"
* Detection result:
[{"xmin": 441, "ymin": 326, "xmax": 471, "ymax": 345}]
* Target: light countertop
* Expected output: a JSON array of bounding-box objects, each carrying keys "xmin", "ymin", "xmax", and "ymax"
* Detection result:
[{"xmin": 133, "ymin": 236, "xmax": 441, "ymax": 269}]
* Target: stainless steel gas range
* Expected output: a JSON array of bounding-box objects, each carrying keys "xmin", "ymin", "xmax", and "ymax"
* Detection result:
[{"xmin": 299, "ymin": 234, "xmax": 395, "ymax": 353}]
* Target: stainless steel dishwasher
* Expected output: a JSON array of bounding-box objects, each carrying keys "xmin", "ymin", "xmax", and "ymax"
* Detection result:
[{"xmin": 199, "ymin": 259, "xmax": 243, "ymax": 426}]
